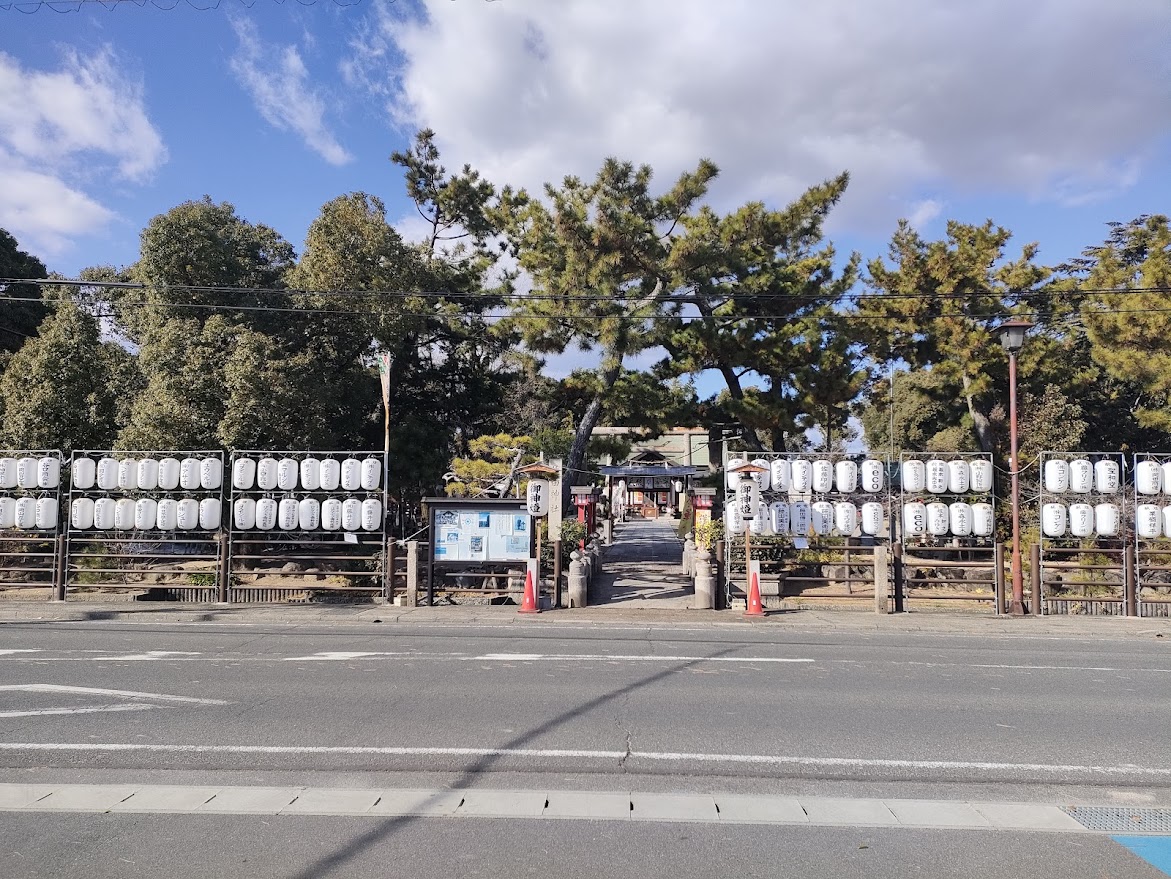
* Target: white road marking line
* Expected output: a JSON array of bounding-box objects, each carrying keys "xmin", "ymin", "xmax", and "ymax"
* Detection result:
[
  {"xmin": 0, "ymin": 650, "xmax": 41, "ymax": 656},
  {"xmin": 0, "ymin": 704, "xmax": 155, "ymax": 718},
  {"xmin": 469, "ymin": 653, "xmax": 814, "ymax": 663},
  {"xmin": 832, "ymin": 659, "xmax": 1171, "ymax": 673},
  {"xmin": 0, "ymin": 742, "xmax": 1166, "ymax": 778},
  {"xmin": 97, "ymin": 651, "xmax": 203, "ymax": 661},
  {"xmin": 0, "ymin": 685, "xmax": 228, "ymax": 705},
  {"xmin": 282, "ymin": 652, "xmax": 436, "ymax": 661}
]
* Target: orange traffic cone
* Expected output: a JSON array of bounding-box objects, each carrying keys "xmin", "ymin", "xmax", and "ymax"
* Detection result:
[
  {"xmin": 518, "ymin": 569, "xmax": 540, "ymax": 614},
  {"xmin": 744, "ymin": 570, "xmax": 764, "ymax": 617}
]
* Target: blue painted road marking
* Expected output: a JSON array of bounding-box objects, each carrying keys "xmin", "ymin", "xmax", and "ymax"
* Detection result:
[{"xmin": 1114, "ymin": 836, "xmax": 1171, "ymax": 876}]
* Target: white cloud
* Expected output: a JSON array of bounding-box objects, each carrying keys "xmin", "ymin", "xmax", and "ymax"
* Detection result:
[
  {"xmin": 230, "ymin": 18, "xmax": 353, "ymax": 166},
  {"xmin": 0, "ymin": 48, "xmax": 165, "ymax": 257},
  {"xmin": 351, "ymin": 0, "xmax": 1170, "ymax": 232}
]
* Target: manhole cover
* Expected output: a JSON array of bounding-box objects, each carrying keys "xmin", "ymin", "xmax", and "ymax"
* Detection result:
[{"xmin": 1062, "ymin": 806, "xmax": 1171, "ymax": 832}]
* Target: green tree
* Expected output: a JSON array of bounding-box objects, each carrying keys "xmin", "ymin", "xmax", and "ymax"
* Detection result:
[
  {"xmin": 0, "ymin": 302, "xmax": 119, "ymax": 451},
  {"xmin": 658, "ymin": 174, "xmax": 859, "ymax": 452},
  {"xmin": 0, "ymin": 228, "xmax": 49, "ymax": 354},
  {"xmin": 491, "ymin": 157, "xmax": 718, "ymax": 499}
]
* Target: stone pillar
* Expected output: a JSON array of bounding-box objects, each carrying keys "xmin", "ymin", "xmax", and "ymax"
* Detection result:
[
  {"xmin": 568, "ymin": 551, "xmax": 588, "ymax": 607},
  {"xmin": 693, "ymin": 547, "xmax": 714, "ymax": 609}
]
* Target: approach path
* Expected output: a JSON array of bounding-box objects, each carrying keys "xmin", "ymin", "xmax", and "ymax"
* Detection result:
[{"xmin": 589, "ymin": 516, "xmax": 696, "ymax": 607}]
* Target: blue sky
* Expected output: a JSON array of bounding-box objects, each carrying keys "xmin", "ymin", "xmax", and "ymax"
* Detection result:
[{"xmin": 2, "ymin": 0, "xmax": 1170, "ymax": 327}]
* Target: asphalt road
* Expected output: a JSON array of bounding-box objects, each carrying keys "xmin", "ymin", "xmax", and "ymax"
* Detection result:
[{"xmin": 0, "ymin": 618, "xmax": 1168, "ymax": 877}]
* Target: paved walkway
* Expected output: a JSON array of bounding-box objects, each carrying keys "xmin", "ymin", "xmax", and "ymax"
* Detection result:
[{"xmin": 588, "ymin": 517, "xmax": 698, "ymax": 608}]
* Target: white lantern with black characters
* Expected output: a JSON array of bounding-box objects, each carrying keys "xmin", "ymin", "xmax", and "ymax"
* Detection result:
[{"xmin": 527, "ymin": 479, "xmax": 551, "ymax": 516}]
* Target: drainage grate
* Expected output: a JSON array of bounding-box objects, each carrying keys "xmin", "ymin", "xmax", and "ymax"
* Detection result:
[{"xmin": 1062, "ymin": 806, "xmax": 1171, "ymax": 833}]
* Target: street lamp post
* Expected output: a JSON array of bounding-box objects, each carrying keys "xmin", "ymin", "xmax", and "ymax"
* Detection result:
[{"xmin": 999, "ymin": 319, "xmax": 1033, "ymax": 616}]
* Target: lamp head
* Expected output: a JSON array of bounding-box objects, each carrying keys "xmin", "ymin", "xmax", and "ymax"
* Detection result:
[{"xmin": 998, "ymin": 318, "xmax": 1033, "ymax": 354}]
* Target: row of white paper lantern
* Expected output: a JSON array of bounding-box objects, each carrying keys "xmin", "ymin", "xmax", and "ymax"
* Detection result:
[
  {"xmin": 232, "ymin": 497, "xmax": 382, "ymax": 531},
  {"xmin": 726, "ymin": 458, "xmax": 886, "ymax": 494},
  {"xmin": 231, "ymin": 457, "xmax": 381, "ymax": 492},
  {"xmin": 0, "ymin": 456, "xmax": 61, "ymax": 490},
  {"xmin": 726, "ymin": 500, "xmax": 886, "ymax": 537},
  {"xmin": 72, "ymin": 457, "xmax": 223, "ymax": 492},
  {"xmin": 900, "ymin": 459, "xmax": 993, "ymax": 494},
  {"xmin": 1040, "ymin": 502, "xmax": 1123, "ymax": 538},
  {"xmin": 0, "ymin": 496, "xmax": 58, "ymax": 530},
  {"xmin": 1042, "ymin": 459, "xmax": 1122, "ymax": 494},
  {"xmin": 1134, "ymin": 461, "xmax": 1171, "ymax": 496},
  {"xmin": 901, "ymin": 501, "xmax": 996, "ymax": 538},
  {"xmin": 70, "ymin": 497, "xmax": 222, "ymax": 531}
]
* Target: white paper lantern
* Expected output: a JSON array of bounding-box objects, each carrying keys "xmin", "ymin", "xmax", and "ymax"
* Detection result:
[
  {"xmin": 947, "ymin": 460, "xmax": 970, "ymax": 494},
  {"xmin": 835, "ymin": 460, "xmax": 858, "ymax": 494},
  {"xmin": 199, "ymin": 498, "xmax": 221, "ymax": 530},
  {"xmin": 812, "ymin": 460, "xmax": 834, "ymax": 494},
  {"xmin": 134, "ymin": 498, "xmax": 157, "ymax": 531},
  {"xmin": 1069, "ymin": 502, "xmax": 1094, "ymax": 538},
  {"xmin": 93, "ymin": 497, "xmax": 116, "ymax": 530},
  {"xmin": 901, "ymin": 460, "xmax": 926, "ymax": 493},
  {"xmin": 1162, "ymin": 463, "xmax": 1171, "ymax": 497},
  {"xmin": 972, "ymin": 503, "xmax": 995, "ymax": 537},
  {"xmin": 1043, "ymin": 459, "xmax": 1070, "ymax": 494},
  {"xmin": 341, "ymin": 458, "xmax": 362, "ymax": 491},
  {"xmin": 117, "ymin": 458, "xmax": 137, "ymax": 491},
  {"xmin": 179, "ymin": 458, "xmax": 201, "ymax": 490},
  {"xmin": 1042, "ymin": 502, "xmax": 1068, "ymax": 537},
  {"xmin": 321, "ymin": 498, "xmax": 342, "ymax": 531},
  {"xmin": 361, "ymin": 498, "xmax": 382, "ymax": 531},
  {"xmin": 770, "ymin": 459, "xmax": 790, "ymax": 493},
  {"xmin": 1162, "ymin": 506, "xmax": 1171, "ymax": 539},
  {"xmin": 736, "ymin": 480, "xmax": 760, "ymax": 520},
  {"xmin": 749, "ymin": 458, "xmax": 771, "ymax": 492},
  {"xmin": 176, "ymin": 498, "xmax": 199, "ymax": 530},
  {"xmin": 114, "ymin": 498, "xmax": 136, "ymax": 530},
  {"xmin": 926, "ymin": 502, "xmax": 949, "ymax": 536},
  {"xmin": 277, "ymin": 458, "xmax": 298, "ymax": 491},
  {"xmin": 16, "ymin": 457, "xmax": 38, "ymax": 489},
  {"xmin": 157, "ymin": 458, "xmax": 181, "ymax": 491},
  {"xmin": 71, "ymin": 457, "xmax": 96, "ymax": 490},
  {"xmin": 11, "ymin": 498, "xmax": 33, "ymax": 529},
  {"xmin": 256, "ymin": 458, "xmax": 279, "ymax": 491},
  {"xmin": 926, "ymin": 460, "xmax": 948, "ymax": 494},
  {"xmin": 902, "ymin": 501, "xmax": 927, "ymax": 536},
  {"xmin": 96, "ymin": 457, "xmax": 119, "ymax": 490},
  {"xmin": 725, "ymin": 504, "xmax": 745, "ymax": 535},
  {"xmin": 1069, "ymin": 460, "xmax": 1093, "ymax": 494},
  {"xmin": 1136, "ymin": 503, "xmax": 1161, "ymax": 540},
  {"xmin": 233, "ymin": 498, "xmax": 257, "ymax": 530},
  {"xmin": 0, "ymin": 497, "xmax": 15, "ymax": 529},
  {"xmin": 834, "ymin": 501, "xmax": 858, "ymax": 535},
  {"xmin": 526, "ymin": 478, "xmax": 551, "ymax": 516},
  {"xmin": 232, "ymin": 458, "xmax": 257, "ymax": 491},
  {"xmin": 790, "ymin": 501, "xmax": 811, "ymax": 536},
  {"xmin": 0, "ymin": 457, "xmax": 16, "ymax": 489},
  {"xmin": 299, "ymin": 458, "xmax": 321, "ymax": 491},
  {"xmin": 948, "ymin": 502, "xmax": 973, "ymax": 537},
  {"xmin": 811, "ymin": 501, "xmax": 834, "ymax": 535},
  {"xmin": 1094, "ymin": 502, "xmax": 1120, "ymax": 537},
  {"xmin": 298, "ymin": 497, "xmax": 320, "ymax": 530},
  {"xmin": 341, "ymin": 498, "xmax": 362, "ymax": 531},
  {"xmin": 135, "ymin": 458, "xmax": 158, "ymax": 491},
  {"xmin": 38, "ymin": 457, "xmax": 60, "ymax": 489},
  {"xmin": 725, "ymin": 457, "xmax": 745, "ymax": 489},
  {"xmin": 1094, "ymin": 459, "xmax": 1120, "ymax": 494},
  {"xmin": 278, "ymin": 498, "xmax": 299, "ymax": 530},
  {"xmin": 199, "ymin": 458, "xmax": 222, "ymax": 490},
  {"xmin": 1136, "ymin": 461, "xmax": 1161, "ymax": 496},
  {"xmin": 155, "ymin": 498, "xmax": 178, "ymax": 531},
  {"xmin": 749, "ymin": 502, "xmax": 770, "ymax": 535},
  {"xmin": 861, "ymin": 502, "xmax": 884, "ymax": 536},
  {"xmin": 769, "ymin": 501, "xmax": 790, "ymax": 534},
  {"xmin": 860, "ymin": 459, "xmax": 885, "ymax": 493},
  {"xmin": 790, "ymin": 459, "xmax": 813, "ymax": 493},
  {"xmin": 70, "ymin": 497, "xmax": 95, "ymax": 530},
  {"xmin": 255, "ymin": 498, "xmax": 277, "ymax": 531},
  {"xmin": 969, "ymin": 460, "xmax": 993, "ymax": 493},
  {"xmin": 319, "ymin": 459, "xmax": 341, "ymax": 491},
  {"xmin": 35, "ymin": 497, "xmax": 57, "ymax": 530}
]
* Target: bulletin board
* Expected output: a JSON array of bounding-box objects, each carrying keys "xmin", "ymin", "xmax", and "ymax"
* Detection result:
[{"xmin": 431, "ymin": 505, "xmax": 532, "ymax": 562}]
